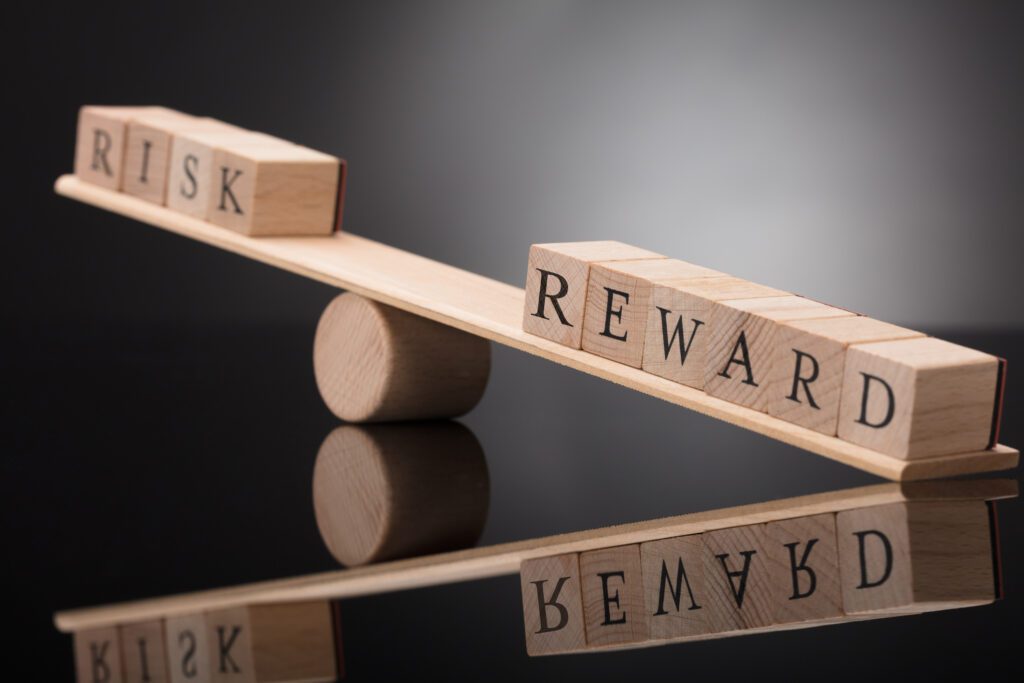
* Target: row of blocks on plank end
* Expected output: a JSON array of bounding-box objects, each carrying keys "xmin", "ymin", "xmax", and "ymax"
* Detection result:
[
  {"xmin": 522, "ymin": 242, "xmax": 1007, "ymax": 460},
  {"xmin": 521, "ymin": 499, "xmax": 1000, "ymax": 655},
  {"xmin": 72, "ymin": 105, "xmax": 345, "ymax": 236},
  {"xmin": 72, "ymin": 601, "xmax": 340, "ymax": 683}
]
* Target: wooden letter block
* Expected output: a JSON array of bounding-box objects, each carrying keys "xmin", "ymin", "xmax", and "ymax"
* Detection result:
[
  {"xmin": 836, "ymin": 501, "xmax": 994, "ymax": 615},
  {"xmin": 520, "ymin": 554, "xmax": 587, "ymax": 655},
  {"xmin": 703, "ymin": 296, "xmax": 856, "ymax": 412},
  {"xmin": 121, "ymin": 620, "xmax": 170, "ymax": 683},
  {"xmin": 580, "ymin": 545, "xmax": 648, "ymax": 647},
  {"xmin": 165, "ymin": 614, "xmax": 211, "ymax": 683},
  {"xmin": 582, "ymin": 259, "xmax": 726, "ymax": 367},
  {"xmin": 205, "ymin": 602, "xmax": 337, "ymax": 682},
  {"xmin": 643, "ymin": 277, "xmax": 787, "ymax": 389},
  {"xmin": 766, "ymin": 317, "xmax": 923, "ymax": 436},
  {"xmin": 74, "ymin": 105, "xmax": 170, "ymax": 190},
  {"xmin": 207, "ymin": 144, "xmax": 341, "ymax": 236},
  {"xmin": 837, "ymin": 337, "xmax": 1001, "ymax": 459},
  {"xmin": 764, "ymin": 514, "xmax": 843, "ymax": 625},
  {"xmin": 522, "ymin": 241, "xmax": 663, "ymax": 349},
  {"xmin": 74, "ymin": 627, "xmax": 123, "ymax": 683},
  {"xmin": 640, "ymin": 535, "xmax": 709, "ymax": 640},
  {"xmin": 701, "ymin": 524, "xmax": 773, "ymax": 632}
]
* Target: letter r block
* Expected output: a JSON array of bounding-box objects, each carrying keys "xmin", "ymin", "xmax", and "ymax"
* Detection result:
[
  {"xmin": 74, "ymin": 105, "xmax": 171, "ymax": 190},
  {"xmin": 837, "ymin": 337, "xmax": 1001, "ymax": 459},
  {"xmin": 120, "ymin": 620, "xmax": 170, "ymax": 683},
  {"xmin": 165, "ymin": 614, "xmax": 211, "ymax": 683},
  {"xmin": 580, "ymin": 545, "xmax": 648, "ymax": 647},
  {"xmin": 519, "ymin": 554, "xmax": 586, "ymax": 655},
  {"xmin": 764, "ymin": 514, "xmax": 842, "ymax": 625},
  {"xmin": 74, "ymin": 626, "xmax": 124, "ymax": 683},
  {"xmin": 640, "ymin": 535, "xmax": 709, "ymax": 640},
  {"xmin": 521, "ymin": 242, "xmax": 663, "ymax": 349},
  {"xmin": 836, "ymin": 502, "xmax": 994, "ymax": 615}
]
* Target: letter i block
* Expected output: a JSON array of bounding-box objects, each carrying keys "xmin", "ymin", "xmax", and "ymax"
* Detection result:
[
  {"xmin": 701, "ymin": 524, "xmax": 774, "ymax": 632},
  {"xmin": 580, "ymin": 545, "xmax": 648, "ymax": 647},
  {"xmin": 764, "ymin": 514, "xmax": 843, "ymax": 625},
  {"xmin": 522, "ymin": 242, "xmax": 664, "ymax": 348},
  {"xmin": 120, "ymin": 620, "xmax": 170, "ymax": 683},
  {"xmin": 704, "ymin": 296, "xmax": 856, "ymax": 412},
  {"xmin": 205, "ymin": 602, "xmax": 337, "ymax": 682},
  {"xmin": 520, "ymin": 554, "xmax": 587, "ymax": 655},
  {"xmin": 207, "ymin": 145, "xmax": 342, "ymax": 236},
  {"xmin": 74, "ymin": 626, "xmax": 123, "ymax": 683},
  {"xmin": 837, "ymin": 337, "xmax": 1002, "ymax": 459},
  {"xmin": 640, "ymin": 535, "xmax": 709, "ymax": 640},
  {"xmin": 643, "ymin": 277, "xmax": 788, "ymax": 389},
  {"xmin": 74, "ymin": 105, "xmax": 172, "ymax": 190},
  {"xmin": 836, "ymin": 501, "xmax": 994, "ymax": 615},
  {"xmin": 581, "ymin": 259, "xmax": 726, "ymax": 368},
  {"xmin": 766, "ymin": 317, "xmax": 924, "ymax": 436},
  {"xmin": 165, "ymin": 614, "xmax": 211, "ymax": 683}
]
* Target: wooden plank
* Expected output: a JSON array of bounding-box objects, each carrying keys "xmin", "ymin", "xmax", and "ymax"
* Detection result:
[
  {"xmin": 53, "ymin": 479, "xmax": 1016, "ymax": 633},
  {"xmin": 54, "ymin": 175, "xmax": 1018, "ymax": 481}
]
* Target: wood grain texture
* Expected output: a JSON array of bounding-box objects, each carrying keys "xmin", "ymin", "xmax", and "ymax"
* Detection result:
[
  {"xmin": 702, "ymin": 524, "xmax": 774, "ymax": 632},
  {"xmin": 580, "ymin": 545, "xmax": 648, "ymax": 646},
  {"xmin": 640, "ymin": 535, "xmax": 709, "ymax": 640},
  {"xmin": 121, "ymin": 620, "xmax": 170, "ymax": 683},
  {"xmin": 520, "ymin": 554, "xmax": 587, "ymax": 656},
  {"xmin": 74, "ymin": 106, "xmax": 172, "ymax": 191},
  {"xmin": 53, "ymin": 176, "xmax": 1018, "ymax": 481},
  {"xmin": 53, "ymin": 479, "xmax": 1015, "ymax": 633},
  {"xmin": 122, "ymin": 111, "xmax": 200, "ymax": 205},
  {"xmin": 764, "ymin": 513, "xmax": 843, "ymax": 624}
]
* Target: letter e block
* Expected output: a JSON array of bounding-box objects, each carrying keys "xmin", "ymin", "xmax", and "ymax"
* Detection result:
[
  {"xmin": 764, "ymin": 513, "xmax": 843, "ymax": 625},
  {"xmin": 519, "ymin": 554, "xmax": 587, "ymax": 655},
  {"xmin": 74, "ymin": 105, "xmax": 170, "ymax": 190},
  {"xmin": 121, "ymin": 620, "xmax": 170, "ymax": 683},
  {"xmin": 641, "ymin": 535, "xmax": 709, "ymax": 640},
  {"xmin": 165, "ymin": 614, "xmax": 211, "ymax": 683},
  {"xmin": 74, "ymin": 626, "xmax": 123, "ymax": 683},
  {"xmin": 580, "ymin": 545, "xmax": 648, "ymax": 647},
  {"xmin": 702, "ymin": 524, "xmax": 773, "ymax": 632},
  {"xmin": 837, "ymin": 337, "xmax": 1001, "ymax": 459},
  {"xmin": 522, "ymin": 242, "xmax": 663, "ymax": 348},
  {"xmin": 836, "ymin": 501, "xmax": 994, "ymax": 615}
]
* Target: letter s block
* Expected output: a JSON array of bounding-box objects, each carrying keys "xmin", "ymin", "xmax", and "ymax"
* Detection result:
[
  {"xmin": 74, "ymin": 626, "xmax": 124, "ymax": 683},
  {"xmin": 836, "ymin": 501, "xmax": 994, "ymax": 615},
  {"xmin": 74, "ymin": 105, "xmax": 172, "ymax": 190},
  {"xmin": 580, "ymin": 545, "xmax": 648, "ymax": 647},
  {"xmin": 164, "ymin": 614, "xmax": 211, "ymax": 683},
  {"xmin": 837, "ymin": 337, "xmax": 1001, "ymax": 459},
  {"xmin": 522, "ymin": 242, "xmax": 663, "ymax": 349},
  {"xmin": 519, "ymin": 554, "xmax": 587, "ymax": 655}
]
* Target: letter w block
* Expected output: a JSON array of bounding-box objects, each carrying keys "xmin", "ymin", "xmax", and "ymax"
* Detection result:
[{"xmin": 519, "ymin": 554, "xmax": 587, "ymax": 655}]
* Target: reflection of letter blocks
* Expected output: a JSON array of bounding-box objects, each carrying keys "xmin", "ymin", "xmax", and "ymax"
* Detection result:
[
  {"xmin": 582, "ymin": 259, "xmax": 726, "ymax": 368},
  {"xmin": 74, "ymin": 627, "xmax": 124, "ymax": 683},
  {"xmin": 519, "ymin": 554, "xmax": 587, "ymax": 656},
  {"xmin": 643, "ymin": 277, "xmax": 787, "ymax": 389},
  {"xmin": 836, "ymin": 337, "xmax": 1002, "ymax": 459},
  {"xmin": 580, "ymin": 545, "xmax": 648, "ymax": 647},
  {"xmin": 74, "ymin": 105, "xmax": 171, "ymax": 190},
  {"xmin": 764, "ymin": 514, "xmax": 843, "ymax": 625},
  {"xmin": 704, "ymin": 296, "xmax": 856, "ymax": 412},
  {"xmin": 836, "ymin": 501, "xmax": 994, "ymax": 615},
  {"xmin": 766, "ymin": 317, "xmax": 924, "ymax": 435},
  {"xmin": 120, "ymin": 620, "xmax": 170, "ymax": 683},
  {"xmin": 701, "ymin": 524, "xmax": 774, "ymax": 632},
  {"xmin": 522, "ymin": 242, "xmax": 663, "ymax": 349},
  {"xmin": 164, "ymin": 614, "xmax": 211, "ymax": 683},
  {"xmin": 640, "ymin": 535, "xmax": 709, "ymax": 640}
]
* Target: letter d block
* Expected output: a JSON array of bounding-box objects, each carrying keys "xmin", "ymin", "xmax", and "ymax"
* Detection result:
[
  {"xmin": 165, "ymin": 614, "xmax": 211, "ymax": 683},
  {"xmin": 837, "ymin": 337, "xmax": 1001, "ymax": 459},
  {"xmin": 519, "ymin": 554, "xmax": 586, "ymax": 655},
  {"xmin": 522, "ymin": 242, "xmax": 663, "ymax": 348},
  {"xmin": 74, "ymin": 626, "xmax": 123, "ymax": 683},
  {"xmin": 74, "ymin": 105, "xmax": 171, "ymax": 190},
  {"xmin": 837, "ymin": 501, "xmax": 994, "ymax": 615},
  {"xmin": 120, "ymin": 620, "xmax": 170, "ymax": 683},
  {"xmin": 205, "ymin": 602, "xmax": 337, "ymax": 682},
  {"xmin": 580, "ymin": 545, "xmax": 648, "ymax": 647}
]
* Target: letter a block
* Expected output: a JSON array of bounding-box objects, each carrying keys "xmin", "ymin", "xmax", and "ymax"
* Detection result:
[
  {"xmin": 74, "ymin": 105, "xmax": 170, "ymax": 190},
  {"xmin": 120, "ymin": 620, "xmax": 170, "ymax": 683},
  {"xmin": 520, "ymin": 554, "xmax": 587, "ymax": 655},
  {"xmin": 837, "ymin": 337, "xmax": 1001, "ymax": 459},
  {"xmin": 580, "ymin": 545, "xmax": 649, "ymax": 647},
  {"xmin": 522, "ymin": 242, "xmax": 663, "ymax": 349},
  {"xmin": 764, "ymin": 514, "xmax": 843, "ymax": 625},
  {"xmin": 704, "ymin": 296, "xmax": 856, "ymax": 412},
  {"xmin": 836, "ymin": 501, "xmax": 994, "ymax": 615},
  {"xmin": 640, "ymin": 535, "xmax": 709, "ymax": 640},
  {"xmin": 74, "ymin": 626, "xmax": 123, "ymax": 683},
  {"xmin": 204, "ymin": 602, "xmax": 337, "ymax": 682},
  {"xmin": 582, "ymin": 259, "xmax": 726, "ymax": 368},
  {"xmin": 766, "ymin": 317, "xmax": 923, "ymax": 436},
  {"xmin": 701, "ymin": 524, "xmax": 773, "ymax": 632},
  {"xmin": 165, "ymin": 614, "xmax": 211, "ymax": 683}
]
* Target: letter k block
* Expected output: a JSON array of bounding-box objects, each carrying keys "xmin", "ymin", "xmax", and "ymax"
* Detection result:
[{"xmin": 520, "ymin": 554, "xmax": 587, "ymax": 655}]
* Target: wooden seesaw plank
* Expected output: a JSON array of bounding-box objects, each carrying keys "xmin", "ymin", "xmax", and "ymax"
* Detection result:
[
  {"xmin": 54, "ymin": 478, "xmax": 1016, "ymax": 632},
  {"xmin": 54, "ymin": 175, "xmax": 1018, "ymax": 481}
]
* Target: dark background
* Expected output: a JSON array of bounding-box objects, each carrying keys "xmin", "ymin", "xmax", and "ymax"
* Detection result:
[{"xmin": 5, "ymin": 1, "xmax": 1023, "ymax": 680}]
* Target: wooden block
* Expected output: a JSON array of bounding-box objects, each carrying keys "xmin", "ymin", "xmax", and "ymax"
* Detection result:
[
  {"xmin": 521, "ymin": 242, "xmax": 664, "ymax": 348},
  {"xmin": 204, "ymin": 602, "xmax": 337, "ymax": 682},
  {"xmin": 701, "ymin": 524, "xmax": 773, "ymax": 632},
  {"xmin": 580, "ymin": 545, "xmax": 648, "ymax": 646},
  {"xmin": 121, "ymin": 620, "xmax": 170, "ymax": 683},
  {"xmin": 582, "ymin": 259, "xmax": 726, "ymax": 367},
  {"xmin": 640, "ymin": 535, "xmax": 709, "ymax": 640},
  {"xmin": 642, "ymin": 277, "xmax": 788, "ymax": 389},
  {"xmin": 74, "ymin": 106, "xmax": 171, "ymax": 190},
  {"xmin": 766, "ymin": 317, "xmax": 924, "ymax": 436},
  {"xmin": 836, "ymin": 501, "xmax": 994, "ymax": 615},
  {"xmin": 74, "ymin": 627, "xmax": 123, "ymax": 683},
  {"xmin": 837, "ymin": 337, "xmax": 1001, "ymax": 459},
  {"xmin": 764, "ymin": 513, "xmax": 843, "ymax": 625},
  {"xmin": 703, "ymin": 296, "xmax": 856, "ymax": 412},
  {"xmin": 165, "ymin": 614, "xmax": 211, "ymax": 683},
  {"xmin": 519, "ymin": 554, "xmax": 587, "ymax": 655}
]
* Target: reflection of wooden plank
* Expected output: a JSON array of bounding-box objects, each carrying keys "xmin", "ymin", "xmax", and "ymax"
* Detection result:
[
  {"xmin": 55, "ymin": 175, "xmax": 1018, "ymax": 482},
  {"xmin": 54, "ymin": 479, "xmax": 1015, "ymax": 633}
]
